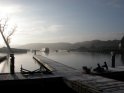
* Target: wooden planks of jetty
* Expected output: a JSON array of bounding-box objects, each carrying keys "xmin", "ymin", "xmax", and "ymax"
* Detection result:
[{"xmin": 33, "ymin": 55, "xmax": 124, "ymax": 93}]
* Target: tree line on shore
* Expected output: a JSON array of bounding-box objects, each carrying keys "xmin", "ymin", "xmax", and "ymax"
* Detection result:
[
  {"xmin": 0, "ymin": 47, "xmax": 27, "ymax": 53},
  {"xmin": 71, "ymin": 37, "xmax": 124, "ymax": 54}
]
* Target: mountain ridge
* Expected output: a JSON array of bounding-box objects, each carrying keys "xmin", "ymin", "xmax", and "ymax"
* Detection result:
[{"xmin": 18, "ymin": 40, "xmax": 120, "ymax": 50}]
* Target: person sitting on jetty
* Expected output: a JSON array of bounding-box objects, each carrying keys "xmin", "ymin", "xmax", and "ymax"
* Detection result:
[
  {"xmin": 102, "ymin": 62, "xmax": 108, "ymax": 70},
  {"xmin": 93, "ymin": 63, "xmax": 105, "ymax": 73}
]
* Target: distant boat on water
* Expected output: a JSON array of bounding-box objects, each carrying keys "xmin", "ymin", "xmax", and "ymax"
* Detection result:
[
  {"xmin": 44, "ymin": 48, "xmax": 49, "ymax": 53},
  {"xmin": 41, "ymin": 48, "xmax": 50, "ymax": 53}
]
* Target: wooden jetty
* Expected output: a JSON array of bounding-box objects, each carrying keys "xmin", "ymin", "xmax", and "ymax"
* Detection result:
[
  {"xmin": 0, "ymin": 56, "xmax": 7, "ymax": 63},
  {"xmin": 33, "ymin": 55, "xmax": 124, "ymax": 93}
]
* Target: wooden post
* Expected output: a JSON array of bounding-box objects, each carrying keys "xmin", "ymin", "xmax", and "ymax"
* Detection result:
[
  {"xmin": 10, "ymin": 54, "xmax": 15, "ymax": 74},
  {"xmin": 111, "ymin": 52, "xmax": 116, "ymax": 68}
]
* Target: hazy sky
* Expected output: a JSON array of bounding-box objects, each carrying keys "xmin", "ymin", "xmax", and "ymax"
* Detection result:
[{"xmin": 0, "ymin": 0, "xmax": 124, "ymax": 45}]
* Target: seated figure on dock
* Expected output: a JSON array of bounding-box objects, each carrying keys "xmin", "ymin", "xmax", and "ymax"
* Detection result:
[
  {"xmin": 93, "ymin": 63, "xmax": 105, "ymax": 73},
  {"xmin": 102, "ymin": 62, "xmax": 108, "ymax": 70}
]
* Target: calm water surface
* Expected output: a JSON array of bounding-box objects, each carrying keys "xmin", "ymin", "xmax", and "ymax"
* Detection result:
[
  {"xmin": 0, "ymin": 51, "xmax": 124, "ymax": 73},
  {"xmin": 43, "ymin": 51, "xmax": 124, "ymax": 70},
  {"xmin": 0, "ymin": 52, "xmax": 40, "ymax": 73}
]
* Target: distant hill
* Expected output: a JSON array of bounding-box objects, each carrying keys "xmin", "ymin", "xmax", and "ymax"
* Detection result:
[
  {"xmin": 18, "ymin": 40, "xmax": 121, "ymax": 52},
  {"xmin": 19, "ymin": 43, "xmax": 74, "ymax": 50},
  {"xmin": 74, "ymin": 40, "xmax": 120, "ymax": 48},
  {"xmin": 73, "ymin": 40, "xmax": 120, "ymax": 53}
]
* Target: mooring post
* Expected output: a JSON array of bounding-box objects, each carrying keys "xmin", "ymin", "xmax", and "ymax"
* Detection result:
[
  {"xmin": 10, "ymin": 53, "xmax": 15, "ymax": 74},
  {"xmin": 111, "ymin": 52, "xmax": 116, "ymax": 68}
]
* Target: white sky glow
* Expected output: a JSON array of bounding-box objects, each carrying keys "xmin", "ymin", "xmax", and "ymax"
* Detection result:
[{"xmin": 0, "ymin": 0, "xmax": 124, "ymax": 46}]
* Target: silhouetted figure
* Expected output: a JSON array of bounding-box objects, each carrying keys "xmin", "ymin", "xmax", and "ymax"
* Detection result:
[
  {"xmin": 10, "ymin": 54, "xmax": 15, "ymax": 74},
  {"xmin": 111, "ymin": 52, "xmax": 116, "ymax": 68},
  {"xmin": 102, "ymin": 62, "xmax": 108, "ymax": 70},
  {"xmin": 93, "ymin": 63, "xmax": 105, "ymax": 73}
]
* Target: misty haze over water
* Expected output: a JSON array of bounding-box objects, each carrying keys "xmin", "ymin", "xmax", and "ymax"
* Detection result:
[{"xmin": 0, "ymin": 51, "xmax": 123, "ymax": 73}]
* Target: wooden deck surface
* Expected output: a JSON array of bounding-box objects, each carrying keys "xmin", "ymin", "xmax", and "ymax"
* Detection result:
[{"xmin": 33, "ymin": 55, "xmax": 124, "ymax": 93}]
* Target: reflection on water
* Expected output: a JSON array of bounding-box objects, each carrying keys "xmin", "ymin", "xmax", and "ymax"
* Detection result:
[
  {"xmin": 44, "ymin": 51, "xmax": 50, "ymax": 56},
  {"xmin": 0, "ymin": 52, "xmax": 40, "ymax": 73},
  {"xmin": 0, "ymin": 51, "xmax": 124, "ymax": 73},
  {"xmin": 0, "ymin": 59, "xmax": 10, "ymax": 73}
]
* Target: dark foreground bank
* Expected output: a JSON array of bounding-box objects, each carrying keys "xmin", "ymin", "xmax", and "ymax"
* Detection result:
[{"xmin": 0, "ymin": 77, "xmax": 77, "ymax": 93}]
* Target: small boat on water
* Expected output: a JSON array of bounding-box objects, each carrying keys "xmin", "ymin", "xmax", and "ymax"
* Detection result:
[{"xmin": 41, "ymin": 48, "xmax": 49, "ymax": 53}]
